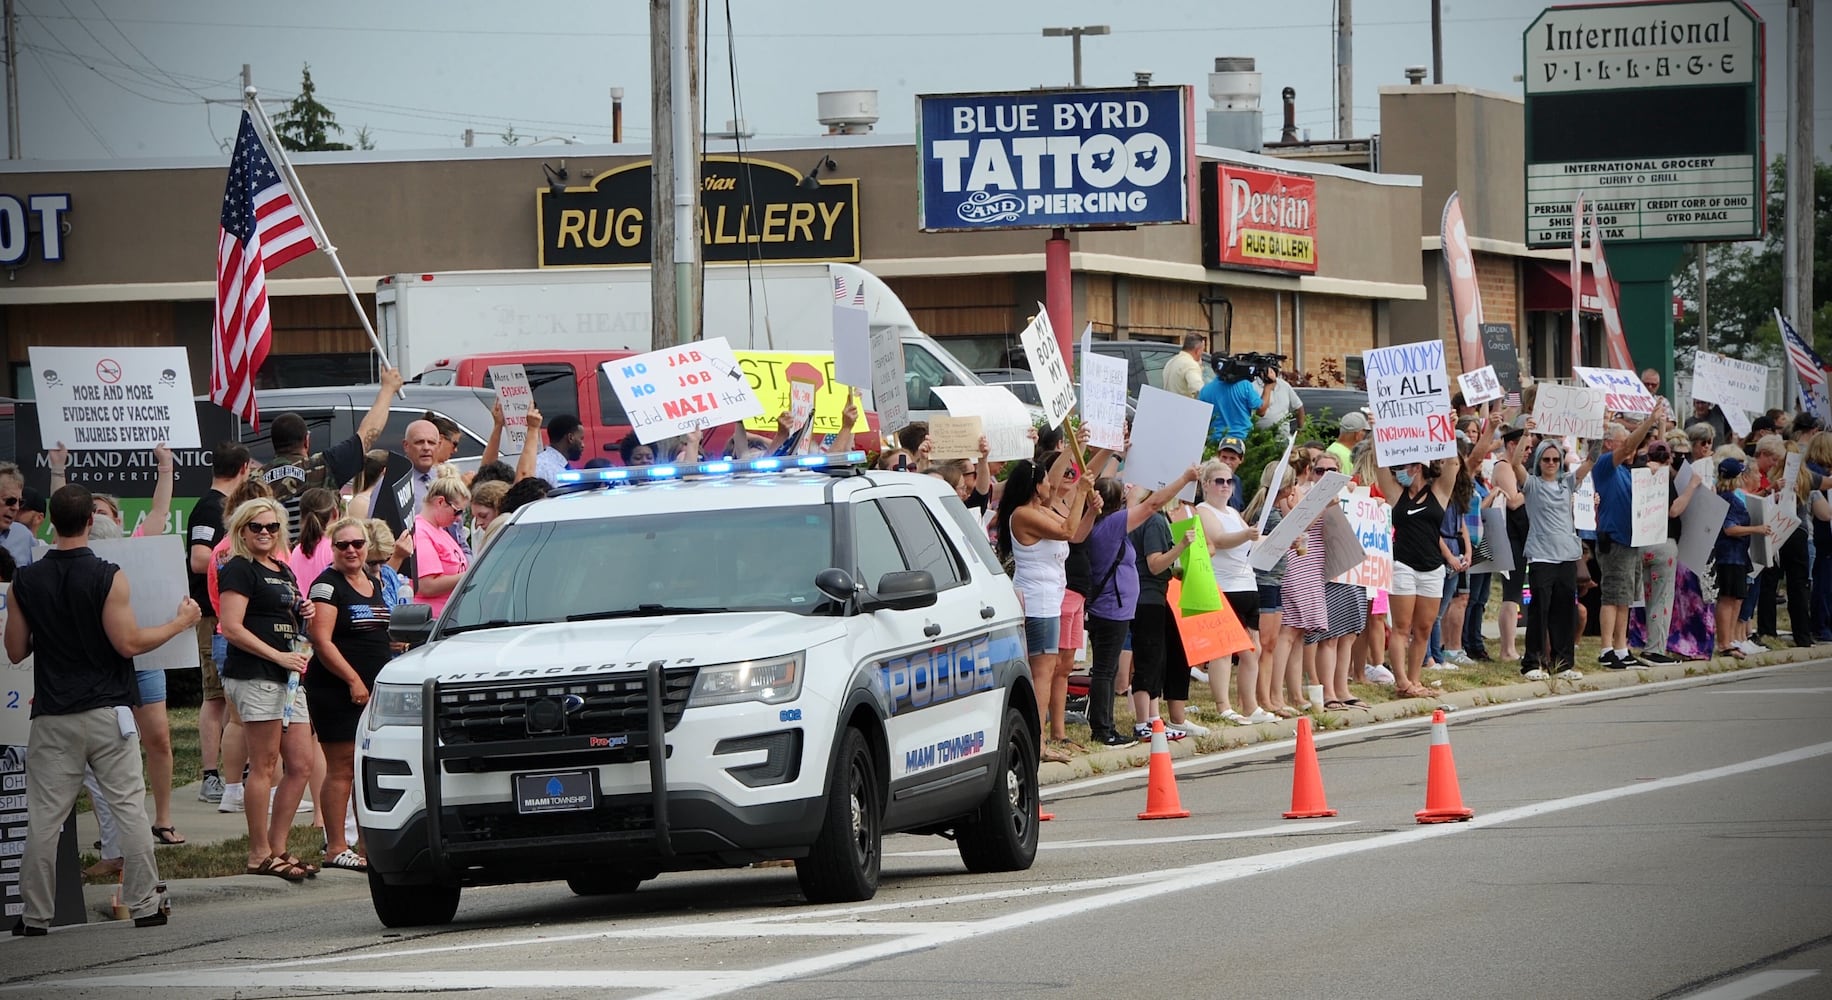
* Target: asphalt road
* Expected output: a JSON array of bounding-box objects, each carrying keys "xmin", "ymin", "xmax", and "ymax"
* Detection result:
[{"xmin": 5, "ymin": 660, "xmax": 1831, "ymax": 1000}]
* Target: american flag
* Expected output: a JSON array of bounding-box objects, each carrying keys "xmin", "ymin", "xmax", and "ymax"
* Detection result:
[
  {"xmin": 213, "ymin": 111, "xmax": 317, "ymax": 429},
  {"xmin": 832, "ymin": 274, "xmax": 847, "ymax": 302},
  {"xmin": 1779, "ymin": 308, "xmax": 1832, "ymax": 424}
]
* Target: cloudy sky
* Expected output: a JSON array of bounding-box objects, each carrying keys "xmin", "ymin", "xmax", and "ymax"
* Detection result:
[{"xmin": 1, "ymin": 0, "xmax": 1825, "ymax": 163}]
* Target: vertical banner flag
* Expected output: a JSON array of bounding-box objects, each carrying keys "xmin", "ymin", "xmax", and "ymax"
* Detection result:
[
  {"xmin": 1778, "ymin": 308, "xmax": 1832, "ymax": 425},
  {"xmin": 214, "ymin": 111, "xmax": 319, "ymax": 430},
  {"xmin": 1570, "ymin": 190, "xmax": 1586, "ymax": 372},
  {"xmin": 1018, "ymin": 305, "xmax": 1075, "ymax": 429},
  {"xmin": 1590, "ymin": 203, "xmax": 1634, "ymax": 373},
  {"xmin": 1364, "ymin": 342, "xmax": 1455, "ymax": 466},
  {"xmin": 1441, "ymin": 192, "xmax": 1485, "ymax": 375}
]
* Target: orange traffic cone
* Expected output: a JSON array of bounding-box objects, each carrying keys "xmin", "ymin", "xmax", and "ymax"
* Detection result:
[
  {"xmin": 1039, "ymin": 802, "xmax": 1055, "ymax": 822},
  {"xmin": 1415, "ymin": 709, "xmax": 1474, "ymax": 823},
  {"xmin": 1283, "ymin": 716, "xmax": 1338, "ymax": 819},
  {"xmin": 1137, "ymin": 718, "xmax": 1190, "ymax": 820}
]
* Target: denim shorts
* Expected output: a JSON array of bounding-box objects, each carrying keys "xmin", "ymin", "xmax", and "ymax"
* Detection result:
[
  {"xmin": 1257, "ymin": 583, "xmax": 1284, "ymax": 613},
  {"xmin": 135, "ymin": 669, "xmax": 166, "ymax": 705},
  {"xmin": 1023, "ymin": 616, "xmax": 1062, "ymax": 656},
  {"xmin": 211, "ymin": 633, "xmax": 228, "ymax": 674}
]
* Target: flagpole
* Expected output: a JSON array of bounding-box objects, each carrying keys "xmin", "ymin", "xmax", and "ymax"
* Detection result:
[{"xmin": 243, "ymin": 88, "xmax": 397, "ymax": 378}]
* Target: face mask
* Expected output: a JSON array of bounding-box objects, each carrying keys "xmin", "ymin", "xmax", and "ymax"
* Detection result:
[{"xmin": 1394, "ymin": 468, "xmax": 1414, "ymax": 488}]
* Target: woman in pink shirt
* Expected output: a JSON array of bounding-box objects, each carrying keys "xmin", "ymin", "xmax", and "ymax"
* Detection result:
[
  {"xmin": 413, "ymin": 477, "xmax": 471, "ymax": 617},
  {"xmin": 287, "ymin": 489, "xmax": 341, "ymax": 595}
]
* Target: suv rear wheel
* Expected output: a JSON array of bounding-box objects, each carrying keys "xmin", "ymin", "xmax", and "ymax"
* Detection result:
[
  {"xmin": 955, "ymin": 707, "xmax": 1040, "ymax": 873},
  {"xmin": 795, "ymin": 727, "xmax": 881, "ymax": 903}
]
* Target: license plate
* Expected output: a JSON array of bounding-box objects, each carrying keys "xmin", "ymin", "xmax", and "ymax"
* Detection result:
[{"xmin": 513, "ymin": 770, "xmax": 596, "ymax": 815}]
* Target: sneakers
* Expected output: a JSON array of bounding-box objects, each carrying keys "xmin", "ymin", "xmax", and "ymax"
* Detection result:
[
  {"xmin": 1522, "ymin": 667, "xmax": 1551, "ymax": 680},
  {"xmin": 1189, "ymin": 667, "xmax": 1211, "ymax": 685},
  {"xmin": 1444, "ymin": 650, "xmax": 1478, "ymax": 668},
  {"xmin": 198, "ymin": 773, "xmax": 225, "ymax": 803},
  {"xmin": 1597, "ymin": 650, "xmax": 1620, "ymax": 667},
  {"xmin": 1619, "ymin": 651, "xmax": 1648, "ymax": 669},
  {"xmin": 1734, "ymin": 639, "xmax": 1764, "ymax": 656},
  {"xmin": 1555, "ymin": 668, "xmax": 1585, "ymax": 680},
  {"xmin": 1165, "ymin": 719, "xmax": 1210, "ymax": 737},
  {"xmin": 1424, "ymin": 659, "xmax": 1458, "ymax": 672},
  {"xmin": 1365, "ymin": 664, "xmax": 1396, "ymax": 685},
  {"xmin": 1218, "ymin": 709, "xmax": 1251, "ymax": 725},
  {"xmin": 1095, "ymin": 731, "xmax": 1140, "ymax": 747},
  {"xmin": 1242, "ymin": 708, "xmax": 1281, "ymax": 725},
  {"xmin": 1136, "ymin": 723, "xmax": 1186, "ymax": 741},
  {"xmin": 1162, "ymin": 727, "xmax": 1187, "ymax": 742},
  {"xmin": 1640, "ymin": 650, "xmax": 1678, "ymax": 664},
  {"xmin": 216, "ymin": 784, "xmax": 244, "ymax": 814}
]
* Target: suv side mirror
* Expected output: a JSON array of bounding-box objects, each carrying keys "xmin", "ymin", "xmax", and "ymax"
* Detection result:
[
  {"xmin": 390, "ymin": 602, "xmax": 435, "ymax": 647},
  {"xmin": 862, "ymin": 570, "xmax": 938, "ymax": 612},
  {"xmin": 815, "ymin": 568, "xmax": 857, "ymax": 604}
]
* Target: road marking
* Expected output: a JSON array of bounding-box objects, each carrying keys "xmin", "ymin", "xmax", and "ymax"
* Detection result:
[
  {"xmin": 38, "ymin": 971, "xmax": 745, "ymax": 991},
  {"xmin": 885, "ymin": 820, "xmax": 1358, "ymax": 858},
  {"xmin": 1673, "ymin": 970, "xmax": 1820, "ymax": 999},
  {"xmin": 21, "ymin": 740, "xmax": 1831, "ymax": 997},
  {"xmin": 1712, "ymin": 687, "xmax": 1832, "ymax": 695}
]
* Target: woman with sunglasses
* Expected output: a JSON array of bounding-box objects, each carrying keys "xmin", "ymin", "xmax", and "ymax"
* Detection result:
[
  {"xmin": 413, "ymin": 477, "xmax": 472, "ymax": 618},
  {"xmin": 218, "ymin": 496, "xmax": 318, "ymax": 882},
  {"xmin": 1508, "ymin": 425, "xmax": 1598, "ymax": 681},
  {"xmin": 304, "ymin": 517, "xmax": 392, "ymax": 872},
  {"xmin": 1196, "ymin": 458, "xmax": 1277, "ymax": 725}
]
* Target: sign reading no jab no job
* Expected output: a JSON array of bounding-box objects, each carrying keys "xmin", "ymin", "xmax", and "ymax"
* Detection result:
[
  {"xmin": 28, "ymin": 347, "xmax": 201, "ymax": 450},
  {"xmin": 1363, "ymin": 342, "xmax": 1453, "ymax": 466},
  {"xmin": 602, "ymin": 337, "xmax": 764, "ymax": 445}
]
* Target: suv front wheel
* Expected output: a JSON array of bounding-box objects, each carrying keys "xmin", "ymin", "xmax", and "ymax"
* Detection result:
[{"xmin": 795, "ymin": 727, "xmax": 881, "ymax": 903}]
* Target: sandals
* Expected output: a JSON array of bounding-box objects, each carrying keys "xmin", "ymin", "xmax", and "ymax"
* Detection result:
[
  {"xmin": 324, "ymin": 848, "xmax": 368, "ymax": 872},
  {"xmin": 1341, "ymin": 698, "xmax": 1371, "ymax": 710},
  {"xmin": 150, "ymin": 826, "xmax": 186, "ymax": 846},
  {"xmin": 1322, "ymin": 700, "xmax": 1349, "ymax": 710},
  {"xmin": 1040, "ymin": 744, "xmax": 1073, "ymax": 765},
  {"xmin": 1717, "ymin": 647, "xmax": 1747, "ymax": 659},
  {"xmin": 279, "ymin": 853, "xmax": 319, "ymax": 877},
  {"xmin": 245, "ymin": 856, "xmax": 306, "ymax": 883}
]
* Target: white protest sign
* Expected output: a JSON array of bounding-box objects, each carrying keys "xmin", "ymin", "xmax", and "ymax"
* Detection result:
[
  {"xmin": 1674, "ymin": 456, "xmax": 1713, "ymax": 493},
  {"xmin": 28, "ymin": 346, "xmax": 201, "ymax": 450},
  {"xmin": 933, "ymin": 385, "xmax": 1033, "ymax": 462},
  {"xmin": 1019, "ymin": 306, "xmax": 1076, "ymax": 428},
  {"xmin": 788, "ymin": 379, "xmax": 817, "ymax": 433},
  {"xmin": 1631, "ymin": 465, "xmax": 1670, "ymax": 547},
  {"xmin": 87, "ymin": 535, "xmax": 199, "ymax": 671},
  {"xmin": 1363, "ymin": 342, "xmax": 1454, "ymax": 466},
  {"xmin": 1692, "ymin": 351, "xmax": 1769, "ymax": 416},
  {"xmin": 1334, "ymin": 488, "xmax": 1394, "ymax": 590},
  {"xmin": 831, "ymin": 304, "xmax": 872, "ymax": 388},
  {"xmin": 1080, "ymin": 332, "xmax": 1129, "ymax": 451},
  {"xmin": 1746, "ymin": 494, "xmax": 1770, "ymax": 570},
  {"xmin": 1768, "ymin": 503, "xmax": 1802, "ymax": 551},
  {"xmin": 1531, "ymin": 383, "xmax": 1606, "ymax": 440},
  {"xmin": 487, "ymin": 364, "xmax": 532, "ymax": 465},
  {"xmin": 1252, "ymin": 471, "xmax": 1352, "ymax": 571},
  {"xmin": 1574, "ymin": 366, "xmax": 1659, "ymax": 415},
  {"xmin": 1456, "ymin": 365, "xmax": 1505, "ymax": 407},
  {"xmin": 1676, "ymin": 486, "xmax": 1730, "ymax": 574},
  {"xmin": 1468, "ymin": 505, "xmax": 1514, "ymax": 575},
  {"xmin": 0, "ymin": 584, "xmax": 32, "ymax": 747},
  {"xmin": 1780, "ymin": 451, "xmax": 1804, "ymax": 501},
  {"xmin": 602, "ymin": 338, "xmax": 764, "ymax": 445},
  {"xmin": 1724, "ymin": 404, "xmax": 1752, "ymax": 439},
  {"xmin": 1573, "ymin": 479, "xmax": 1598, "ymax": 532},
  {"xmin": 1125, "ymin": 386, "xmax": 1213, "ymax": 502},
  {"xmin": 1255, "ymin": 435, "xmax": 1298, "ymax": 534},
  {"xmin": 869, "ymin": 324, "xmax": 910, "ymax": 436}
]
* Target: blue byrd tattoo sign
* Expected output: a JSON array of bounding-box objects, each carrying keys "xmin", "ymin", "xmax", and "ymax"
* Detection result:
[{"xmin": 916, "ymin": 86, "xmax": 1195, "ymax": 232}]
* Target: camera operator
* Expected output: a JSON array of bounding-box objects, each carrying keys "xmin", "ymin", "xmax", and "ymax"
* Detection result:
[
  {"xmin": 1198, "ymin": 352, "xmax": 1273, "ymax": 444},
  {"xmin": 1254, "ymin": 357, "xmax": 1306, "ymax": 439}
]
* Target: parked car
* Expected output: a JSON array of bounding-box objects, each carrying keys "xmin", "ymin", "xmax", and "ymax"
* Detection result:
[
  {"xmin": 973, "ymin": 368, "xmax": 1132, "ymax": 423},
  {"xmin": 1001, "ymin": 338, "xmax": 1215, "ymax": 400},
  {"xmin": 227, "ymin": 384, "xmax": 500, "ymax": 477}
]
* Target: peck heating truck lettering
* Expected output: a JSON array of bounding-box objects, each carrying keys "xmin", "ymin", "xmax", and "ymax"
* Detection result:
[{"xmin": 354, "ymin": 453, "xmax": 1039, "ymax": 927}]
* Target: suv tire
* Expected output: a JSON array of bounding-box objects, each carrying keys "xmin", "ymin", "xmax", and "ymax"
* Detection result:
[
  {"xmin": 955, "ymin": 707, "xmax": 1040, "ymax": 873},
  {"xmin": 566, "ymin": 870, "xmax": 646, "ymax": 896},
  {"xmin": 368, "ymin": 872, "xmax": 461, "ymax": 928},
  {"xmin": 795, "ymin": 727, "xmax": 881, "ymax": 903}
]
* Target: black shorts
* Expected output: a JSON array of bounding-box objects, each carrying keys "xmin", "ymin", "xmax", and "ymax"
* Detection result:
[
  {"xmin": 1716, "ymin": 565, "xmax": 1750, "ymax": 601},
  {"xmin": 305, "ymin": 684, "xmax": 365, "ymax": 744},
  {"xmin": 1223, "ymin": 589, "xmax": 1261, "ymax": 631},
  {"xmin": 1129, "ymin": 603, "xmax": 1189, "ymax": 700}
]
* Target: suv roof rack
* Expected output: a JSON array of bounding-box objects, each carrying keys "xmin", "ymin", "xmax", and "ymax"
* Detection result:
[{"xmin": 550, "ymin": 450, "xmax": 869, "ymax": 495}]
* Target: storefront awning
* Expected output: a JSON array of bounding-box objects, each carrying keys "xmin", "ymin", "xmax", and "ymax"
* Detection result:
[{"xmin": 1523, "ymin": 260, "xmax": 1601, "ymax": 315}]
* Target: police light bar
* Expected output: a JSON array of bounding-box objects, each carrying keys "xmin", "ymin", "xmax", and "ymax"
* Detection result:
[{"xmin": 552, "ymin": 450, "xmax": 867, "ymax": 491}]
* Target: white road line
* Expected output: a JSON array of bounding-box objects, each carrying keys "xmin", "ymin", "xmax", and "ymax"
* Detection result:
[
  {"xmin": 1712, "ymin": 688, "xmax": 1832, "ymax": 695},
  {"xmin": 1673, "ymin": 970, "xmax": 1821, "ymax": 999},
  {"xmin": 45, "ymin": 971, "xmax": 744, "ymax": 990},
  {"xmin": 22, "ymin": 739, "xmax": 1831, "ymax": 996},
  {"xmin": 885, "ymin": 820, "xmax": 1358, "ymax": 857}
]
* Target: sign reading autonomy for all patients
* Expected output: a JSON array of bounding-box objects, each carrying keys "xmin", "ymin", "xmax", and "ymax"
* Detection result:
[
  {"xmin": 1363, "ymin": 342, "xmax": 1455, "ymax": 466},
  {"xmin": 603, "ymin": 338, "xmax": 764, "ymax": 444},
  {"xmin": 1523, "ymin": 1, "xmax": 1765, "ymax": 247},
  {"xmin": 28, "ymin": 347, "xmax": 201, "ymax": 450},
  {"xmin": 916, "ymin": 86, "xmax": 1194, "ymax": 231}
]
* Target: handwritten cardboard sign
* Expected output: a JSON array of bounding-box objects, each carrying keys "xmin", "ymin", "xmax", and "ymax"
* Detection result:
[
  {"xmin": 1457, "ymin": 365, "xmax": 1504, "ymax": 407},
  {"xmin": 1573, "ymin": 478, "xmax": 1598, "ymax": 532},
  {"xmin": 868, "ymin": 324, "xmax": 910, "ymax": 436},
  {"xmin": 1631, "ymin": 465, "xmax": 1670, "ymax": 547},
  {"xmin": 487, "ymin": 363, "xmax": 532, "ymax": 465},
  {"xmin": 1363, "ymin": 342, "xmax": 1453, "ymax": 466},
  {"xmin": 933, "ymin": 385, "xmax": 1032, "ymax": 462},
  {"xmin": 1575, "ymin": 366, "xmax": 1658, "ymax": 416},
  {"xmin": 926, "ymin": 414, "xmax": 983, "ymax": 461},
  {"xmin": 1167, "ymin": 578, "xmax": 1255, "ymax": 663},
  {"xmin": 734, "ymin": 351, "xmax": 866, "ymax": 435},
  {"xmin": 1334, "ymin": 488, "xmax": 1393, "ymax": 590},
  {"xmin": 28, "ymin": 346, "xmax": 201, "ymax": 450},
  {"xmin": 1080, "ymin": 330, "xmax": 1129, "ymax": 451},
  {"xmin": 1531, "ymin": 383, "xmax": 1606, "ymax": 440},
  {"xmin": 1251, "ymin": 472, "xmax": 1351, "ymax": 571},
  {"xmin": 1019, "ymin": 305, "xmax": 1076, "ymax": 429},
  {"xmin": 1692, "ymin": 351, "xmax": 1768, "ymax": 417},
  {"xmin": 602, "ymin": 337, "xmax": 764, "ymax": 445}
]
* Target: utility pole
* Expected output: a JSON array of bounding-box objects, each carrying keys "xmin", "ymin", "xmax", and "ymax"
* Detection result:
[
  {"xmin": 1430, "ymin": 0, "xmax": 1444, "ymax": 84},
  {"xmin": 1335, "ymin": 0, "xmax": 1353, "ymax": 139},
  {"xmin": 4, "ymin": 0, "xmax": 18, "ymax": 158},
  {"xmin": 1783, "ymin": 0, "xmax": 1815, "ymax": 409},
  {"xmin": 1697, "ymin": 243, "xmax": 1708, "ymax": 352},
  {"xmin": 650, "ymin": 0, "xmax": 700, "ymax": 348},
  {"xmin": 611, "ymin": 87, "xmax": 624, "ymax": 144},
  {"xmin": 1042, "ymin": 25, "xmax": 1109, "ymax": 88}
]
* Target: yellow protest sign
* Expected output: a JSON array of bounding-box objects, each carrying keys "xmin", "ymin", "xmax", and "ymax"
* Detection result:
[{"xmin": 734, "ymin": 351, "xmax": 867, "ymax": 434}]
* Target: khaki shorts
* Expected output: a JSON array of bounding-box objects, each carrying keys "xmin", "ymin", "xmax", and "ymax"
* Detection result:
[
  {"xmin": 197, "ymin": 619, "xmax": 224, "ymax": 701},
  {"xmin": 222, "ymin": 676, "xmax": 309, "ymax": 724},
  {"xmin": 1597, "ymin": 538, "xmax": 1643, "ymax": 606}
]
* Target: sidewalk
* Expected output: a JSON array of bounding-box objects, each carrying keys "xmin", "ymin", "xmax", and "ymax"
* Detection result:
[{"xmin": 76, "ymin": 782, "xmax": 320, "ymax": 858}]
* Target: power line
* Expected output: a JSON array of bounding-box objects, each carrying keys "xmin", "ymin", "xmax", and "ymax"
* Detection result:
[{"xmin": 20, "ymin": 42, "xmax": 114, "ymax": 154}]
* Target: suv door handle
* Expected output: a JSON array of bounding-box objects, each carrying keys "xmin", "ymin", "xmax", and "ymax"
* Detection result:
[
  {"xmin": 923, "ymin": 623, "xmax": 942, "ymax": 638},
  {"xmin": 979, "ymin": 605, "xmax": 996, "ymax": 619}
]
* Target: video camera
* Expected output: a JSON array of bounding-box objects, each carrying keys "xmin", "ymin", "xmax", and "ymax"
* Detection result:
[{"xmin": 1209, "ymin": 351, "xmax": 1286, "ymax": 383}]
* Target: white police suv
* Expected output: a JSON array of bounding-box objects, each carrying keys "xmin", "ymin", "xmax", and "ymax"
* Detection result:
[{"xmin": 356, "ymin": 452, "xmax": 1039, "ymax": 927}]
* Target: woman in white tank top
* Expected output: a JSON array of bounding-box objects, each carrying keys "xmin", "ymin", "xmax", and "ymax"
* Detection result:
[{"xmin": 1195, "ymin": 458, "xmax": 1274, "ymax": 725}]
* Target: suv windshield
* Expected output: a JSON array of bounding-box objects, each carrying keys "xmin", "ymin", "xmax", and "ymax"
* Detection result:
[{"xmin": 441, "ymin": 505, "xmax": 837, "ymax": 630}]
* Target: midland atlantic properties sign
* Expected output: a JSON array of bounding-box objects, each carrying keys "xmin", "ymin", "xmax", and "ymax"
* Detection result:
[
  {"xmin": 537, "ymin": 156, "xmax": 860, "ymax": 268},
  {"xmin": 1523, "ymin": 0, "xmax": 1765, "ymax": 247},
  {"xmin": 914, "ymin": 85, "xmax": 1195, "ymax": 231}
]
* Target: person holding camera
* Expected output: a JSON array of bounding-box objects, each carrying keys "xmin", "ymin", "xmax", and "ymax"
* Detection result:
[
  {"xmin": 1254, "ymin": 358, "xmax": 1306, "ymax": 439},
  {"xmin": 1198, "ymin": 354, "xmax": 1272, "ymax": 444}
]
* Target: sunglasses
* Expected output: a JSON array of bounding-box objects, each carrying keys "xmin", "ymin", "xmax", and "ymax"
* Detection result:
[
  {"xmin": 247, "ymin": 522, "xmax": 282, "ymax": 534},
  {"xmin": 332, "ymin": 538, "xmax": 367, "ymax": 551},
  {"xmin": 1313, "ymin": 466, "xmax": 1339, "ymax": 474},
  {"xmin": 1541, "ymin": 456, "xmax": 1562, "ymax": 464},
  {"xmin": 1211, "ymin": 478, "xmax": 1235, "ymax": 487}
]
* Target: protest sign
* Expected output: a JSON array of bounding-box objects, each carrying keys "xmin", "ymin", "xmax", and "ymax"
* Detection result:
[
  {"xmin": 1746, "ymin": 494, "xmax": 1770, "ymax": 569},
  {"xmin": 1126, "ymin": 386, "xmax": 1212, "ymax": 501},
  {"xmin": 1456, "ymin": 365, "xmax": 1504, "ymax": 407},
  {"xmin": 1692, "ymin": 351, "xmax": 1768, "ymax": 417},
  {"xmin": 14, "ymin": 402, "xmax": 234, "ymax": 541},
  {"xmin": 1468, "ymin": 504, "xmax": 1514, "ymax": 574},
  {"xmin": 1724, "ymin": 405, "xmax": 1752, "ymax": 439},
  {"xmin": 926, "ymin": 415, "xmax": 983, "ymax": 461},
  {"xmin": 28, "ymin": 347, "xmax": 201, "ymax": 450},
  {"xmin": 1255, "ymin": 435, "xmax": 1298, "ymax": 534},
  {"xmin": 1318, "ymin": 504, "xmax": 1365, "ymax": 580},
  {"xmin": 1019, "ymin": 307, "xmax": 1076, "ymax": 429},
  {"xmin": 1171, "ymin": 515, "xmax": 1223, "ymax": 615},
  {"xmin": 1631, "ymin": 465, "xmax": 1670, "ymax": 547},
  {"xmin": 487, "ymin": 364, "xmax": 532, "ymax": 465},
  {"xmin": 1573, "ymin": 479, "xmax": 1598, "ymax": 532},
  {"xmin": 1674, "ymin": 456, "xmax": 1713, "ymax": 494},
  {"xmin": 1575, "ymin": 366, "xmax": 1659, "ymax": 415},
  {"xmin": 1334, "ymin": 488, "xmax": 1394, "ymax": 590},
  {"xmin": 1251, "ymin": 472, "xmax": 1351, "ymax": 571},
  {"xmin": 1780, "ymin": 451, "xmax": 1804, "ymax": 502},
  {"xmin": 86, "ymin": 536, "xmax": 198, "ymax": 672},
  {"xmin": 1676, "ymin": 486, "xmax": 1730, "ymax": 574},
  {"xmin": 831, "ymin": 304, "xmax": 872, "ymax": 388},
  {"xmin": 933, "ymin": 385, "xmax": 1032, "ymax": 462},
  {"xmin": 1167, "ymin": 578, "xmax": 1255, "ymax": 662},
  {"xmin": 1080, "ymin": 341, "xmax": 1129, "ymax": 451},
  {"xmin": 1479, "ymin": 323, "xmax": 1522, "ymax": 393},
  {"xmin": 1531, "ymin": 383, "xmax": 1606, "ymax": 440},
  {"xmin": 735, "ymin": 352, "xmax": 866, "ymax": 436},
  {"xmin": 1768, "ymin": 501, "xmax": 1802, "ymax": 551},
  {"xmin": 869, "ymin": 324, "xmax": 910, "ymax": 436},
  {"xmin": 1363, "ymin": 342, "xmax": 1454, "ymax": 466},
  {"xmin": 0, "ymin": 585, "xmax": 31, "ymax": 747},
  {"xmin": 603, "ymin": 338, "xmax": 764, "ymax": 445}
]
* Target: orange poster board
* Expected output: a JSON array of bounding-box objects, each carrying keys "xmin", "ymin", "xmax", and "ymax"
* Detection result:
[{"xmin": 1167, "ymin": 578, "xmax": 1256, "ymax": 664}]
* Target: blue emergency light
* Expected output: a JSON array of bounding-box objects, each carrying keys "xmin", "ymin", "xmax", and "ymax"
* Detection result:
[{"xmin": 551, "ymin": 450, "xmax": 867, "ymax": 493}]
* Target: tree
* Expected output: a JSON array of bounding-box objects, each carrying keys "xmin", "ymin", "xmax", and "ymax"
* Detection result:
[
  {"xmin": 1671, "ymin": 157, "xmax": 1832, "ymax": 365},
  {"xmin": 354, "ymin": 125, "xmax": 375, "ymax": 151},
  {"xmin": 499, "ymin": 125, "xmax": 521, "ymax": 146},
  {"xmin": 271, "ymin": 63, "xmax": 351, "ymax": 152}
]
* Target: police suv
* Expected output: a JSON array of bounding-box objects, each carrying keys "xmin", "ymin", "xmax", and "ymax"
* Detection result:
[{"xmin": 356, "ymin": 452, "xmax": 1039, "ymax": 927}]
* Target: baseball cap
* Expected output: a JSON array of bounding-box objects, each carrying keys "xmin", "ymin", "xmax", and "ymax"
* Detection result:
[
  {"xmin": 1217, "ymin": 436, "xmax": 1246, "ymax": 455},
  {"xmin": 1338, "ymin": 412, "xmax": 1369, "ymax": 433},
  {"xmin": 1718, "ymin": 457, "xmax": 1745, "ymax": 478},
  {"xmin": 20, "ymin": 487, "xmax": 45, "ymax": 514}
]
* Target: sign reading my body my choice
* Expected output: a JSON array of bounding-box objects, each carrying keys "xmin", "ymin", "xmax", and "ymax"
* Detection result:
[{"xmin": 916, "ymin": 86, "xmax": 1194, "ymax": 231}]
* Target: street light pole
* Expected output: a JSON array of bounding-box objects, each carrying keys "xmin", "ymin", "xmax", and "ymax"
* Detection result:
[{"xmin": 1041, "ymin": 24, "xmax": 1110, "ymax": 88}]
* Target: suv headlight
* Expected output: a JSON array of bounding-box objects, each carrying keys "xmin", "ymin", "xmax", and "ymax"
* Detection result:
[
  {"xmin": 366, "ymin": 683, "xmax": 424, "ymax": 730},
  {"xmin": 688, "ymin": 653, "xmax": 804, "ymax": 708}
]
